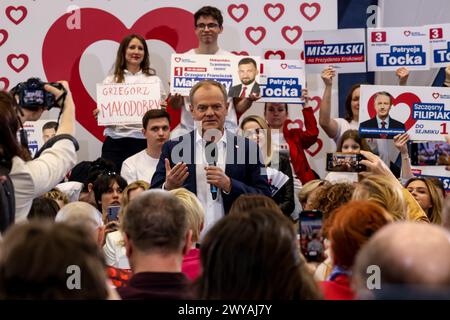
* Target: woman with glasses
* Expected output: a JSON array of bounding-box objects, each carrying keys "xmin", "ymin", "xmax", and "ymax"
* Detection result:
[{"xmin": 240, "ymin": 115, "xmax": 295, "ymax": 218}]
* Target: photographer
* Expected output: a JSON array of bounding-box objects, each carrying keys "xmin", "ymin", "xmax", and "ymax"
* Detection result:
[{"xmin": 0, "ymin": 80, "xmax": 77, "ymax": 225}]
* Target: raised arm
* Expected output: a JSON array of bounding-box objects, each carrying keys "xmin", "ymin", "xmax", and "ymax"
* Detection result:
[{"xmin": 318, "ymin": 67, "xmax": 339, "ymax": 139}]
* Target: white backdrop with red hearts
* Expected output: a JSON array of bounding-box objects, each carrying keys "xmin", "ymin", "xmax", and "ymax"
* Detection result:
[{"xmin": 0, "ymin": 0, "xmax": 338, "ymax": 178}]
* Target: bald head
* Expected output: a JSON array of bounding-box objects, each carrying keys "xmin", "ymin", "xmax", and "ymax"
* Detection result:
[{"xmin": 354, "ymin": 222, "xmax": 450, "ymax": 298}]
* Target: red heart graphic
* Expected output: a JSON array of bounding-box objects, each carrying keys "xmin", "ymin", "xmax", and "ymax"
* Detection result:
[
  {"xmin": 300, "ymin": 50, "xmax": 305, "ymax": 60},
  {"xmin": 281, "ymin": 63, "xmax": 288, "ymax": 69},
  {"xmin": 0, "ymin": 29, "xmax": 8, "ymax": 47},
  {"xmin": 0, "ymin": 77, "xmax": 10, "ymax": 91},
  {"xmin": 227, "ymin": 4, "xmax": 248, "ymax": 23},
  {"xmin": 43, "ymin": 8, "xmax": 197, "ymax": 141},
  {"xmin": 367, "ymin": 92, "xmax": 420, "ymax": 131},
  {"xmin": 264, "ymin": 50, "xmax": 285, "ymax": 59},
  {"xmin": 264, "ymin": 3, "xmax": 285, "ymax": 22},
  {"xmin": 245, "ymin": 27, "xmax": 266, "ymax": 46},
  {"xmin": 300, "ymin": 3, "xmax": 321, "ymax": 21},
  {"xmin": 6, "ymin": 6, "xmax": 27, "ymax": 25},
  {"xmin": 281, "ymin": 26, "xmax": 302, "ymax": 45},
  {"xmin": 285, "ymin": 119, "xmax": 304, "ymax": 131},
  {"xmin": 404, "ymin": 30, "xmax": 411, "ymax": 37},
  {"xmin": 305, "ymin": 138, "xmax": 323, "ymax": 157},
  {"xmin": 432, "ymin": 92, "xmax": 440, "ymax": 99},
  {"xmin": 309, "ymin": 96, "xmax": 321, "ymax": 113},
  {"xmin": 7, "ymin": 54, "xmax": 29, "ymax": 73},
  {"xmin": 174, "ymin": 57, "xmax": 181, "ymax": 62},
  {"xmin": 232, "ymin": 51, "xmax": 249, "ymax": 56}
]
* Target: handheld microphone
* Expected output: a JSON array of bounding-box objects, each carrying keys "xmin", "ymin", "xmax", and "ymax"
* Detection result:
[{"xmin": 205, "ymin": 141, "xmax": 218, "ymax": 200}]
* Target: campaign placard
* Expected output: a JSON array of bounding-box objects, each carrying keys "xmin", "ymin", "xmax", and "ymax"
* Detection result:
[
  {"xmin": 303, "ymin": 28, "xmax": 366, "ymax": 74},
  {"xmin": 170, "ymin": 54, "xmax": 261, "ymax": 98},
  {"xmin": 22, "ymin": 119, "xmax": 58, "ymax": 158},
  {"xmin": 427, "ymin": 23, "xmax": 450, "ymax": 68},
  {"xmin": 359, "ymin": 85, "xmax": 450, "ymax": 141},
  {"xmin": 96, "ymin": 81, "xmax": 162, "ymax": 126},
  {"xmin": 367, "ymin": 27, "xmax": 430, "ymax": 71},
  {"xmin": 411, "ymin": 166, "xmax": 450, "ymax": 192},
  {"xmin": 258, "ymin": 60, "xmax": 305, "ymax": 103}
]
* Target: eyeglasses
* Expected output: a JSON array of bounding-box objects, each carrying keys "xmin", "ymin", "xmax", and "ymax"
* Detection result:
[{"xmin": 195, "ymin": 23, "xmax": 220, "ymax": 30}]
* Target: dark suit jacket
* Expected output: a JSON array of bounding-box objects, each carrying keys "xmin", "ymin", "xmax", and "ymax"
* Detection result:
[
  {"xmin": 359, "ymin": 116, "xmax": 406, "ymax": 138},
  {"xmin": 228, "ymin": 82, "xmax": 260, "ymax": 98},
  {"xmin": 269, "ymin": 153, "xmax": 295, "ymax": 218},
  {"xmin": 151, "ymin": 130, "xmax": 271, "ymax": 214}
]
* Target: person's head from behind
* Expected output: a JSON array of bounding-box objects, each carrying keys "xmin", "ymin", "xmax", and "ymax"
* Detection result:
[
  {"xmin": 264, "ymin": 102, "xmax": 288, "ymax": 129},
  {"xmin": 42, "ymin": 121, "xmax": 58, "ymax": 143},
  {"xmin": 337, "ymin": 129, "xmax": 370, "ymax": 154},
  {"xmin": 193, "ymin": 6, "xmax": 223, "ymax": 45},
  {"xmin": 121, "ymin": 190, "xmax": 192, "ymax": 270},
  {"xmin": 55, "ymin": 201, "xmax": 104, "ymax": 247},
  {"xmin": 27, "ymin": 197, "xmax": 60, "ymax": 221},
  {"xmin": 197, "ymin": 208, "xmax": 321, "ymax": 299},
  {"xmin": 114, "ymin": 34, "xmax": 152, "ymax": 82},
  {"xmin": 142, "ymin": 109, "xmax": 171, "ymax": 151},
  {"xmin": 0, "ymin": 221, "xmax": 108, "ymax": 299},
  {"xmin": 237, "ymin": 58, "xmax": 258, "ymax": 85},
  {"xmin": 298, "ymin": 179, "xmax": 326, "ymax": 210},
  {"xmin": 229, "ymin": 194, "xmax": 283, "ymax": 217},
  {"xmin": 353, "ymin": 222, "xmax": 450, "ymax": 299},
  {"xmin": 45, "ymin": 188, "xmax": 69, "ymax": 209},
  {"xmin": 169, "ymin": 188, "xmax": 205, "ymax": 245},
  {"xmin": 93, "ymin": 172, "xmax": 127, "ymax": 221},
  {"xmin": 373, "ymin": 91, "xmax": 393, "ymax": 121},
  {"xmin": 327, "ymin": 200, "xmax": 392, "ymax": 272},
  {"xmin": 344, "ymin": 84, "xmax": 361, "ymax": 122},
  {"xmin": 240, "ymin": 115, "xmax": 272, "ymax": 164},
  {"xmin": 405, "ymin": 177, "xmax": 443, "ymax": 225},
  {"xmin": 352, "ymin": 175, "xmax": 406, "ymax": 221},
  {"xmin": 0, "ymin": 92, "xmax": 27, "ymax": 163},
  {"xmin": 189, "ymin": 80, "xmax": 228, "ymax": 136}
]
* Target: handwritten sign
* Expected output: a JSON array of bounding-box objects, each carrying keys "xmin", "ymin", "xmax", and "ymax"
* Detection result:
[
  {"xmin": 303, "ymin": 28, "xmax": 366, "ymax": 73},
  {"xmin": 96, "ymin": 81, "xmax": 162, "ymax": 126},
  {"xmin": 259, "ymin": 60, "xmax": 305, "ymax": 103},
  {"xmin": 359, "ymin": 85, "xmax": 450, "ymax": 140},
  {"xmin": 367, "ymin": 26, "xmax": 430, "ymax": 71}
]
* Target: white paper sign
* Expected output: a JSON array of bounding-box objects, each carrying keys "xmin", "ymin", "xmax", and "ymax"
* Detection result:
[
  {"xmin": 96, "ymin": 81, "xmax": 162, "ymax": 126},
  {"xmin": 170, "ymin": 54, "xmax": 261, "ymax": 98},
  {"xmin": 359, "ymin": 85, "xmax": 450, "ymax": 141},
  {"xmin": 266, "ymin": 167, "xmax": 289, "ymax": 196},
  {"xmin": 303, "ymin": 28, "xmax": 366, "ymax": 74},
  {"xmin": 258, "ymin": 60, "xmax": 305, "ymax": 103},
  {"xmin": 367, "ymin": 27, "xmax": 430, "ymax": 71},
  {"xmin": 428, "ymin": 23, "xmax": 450, "ymax": 68}
]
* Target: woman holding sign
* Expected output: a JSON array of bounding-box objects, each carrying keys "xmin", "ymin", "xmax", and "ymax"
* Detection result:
[{"xmin": 95, "ymin": 34, "xmax": 166, "ymax": 172}]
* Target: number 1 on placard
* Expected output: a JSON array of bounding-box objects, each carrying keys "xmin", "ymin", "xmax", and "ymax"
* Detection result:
[{"xmin": 441, "ymin": 122, "xmax": 448, "ymax": 135}]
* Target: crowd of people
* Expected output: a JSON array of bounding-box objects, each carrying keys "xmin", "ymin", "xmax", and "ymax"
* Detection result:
[{"xmin": 1, "ymin": 5, "xmax": 450, "ymax": 300}]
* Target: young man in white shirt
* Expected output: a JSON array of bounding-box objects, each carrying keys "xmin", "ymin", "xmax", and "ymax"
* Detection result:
[
  {"xmin": 120, "ymin": 109, "xmax": 170, "ymax": 184},
  {"xmin": 168, "ymin": 6, "xmax": 257, "ymax": 138}
]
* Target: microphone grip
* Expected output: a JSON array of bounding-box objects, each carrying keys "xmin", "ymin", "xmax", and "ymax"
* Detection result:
[{"xmin": 210, "ymin": 160, "xmax": 217, "ymax": 200}]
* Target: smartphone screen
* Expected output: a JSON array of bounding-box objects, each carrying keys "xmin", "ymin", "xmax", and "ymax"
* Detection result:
[
  {"xmin": 106, "ymin": 206, "xmax": 120, "ymax": 222},
  {"xmin": 326, "ymin": 152, "xmax": 366, "ymax": 172},
  {"xmin": 410, "ymin": 141, "xmax": 450, "ymax": 166},
  {"xmin": 299, "ymin": 210, "xmax": 325, "ymax": 263}
]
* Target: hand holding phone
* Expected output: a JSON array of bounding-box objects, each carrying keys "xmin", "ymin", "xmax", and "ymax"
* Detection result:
[
  {"xmin": 106, "ymin": 206, "xmax": 120, "ymax": 222},
  {"xmin": 326, "ymin": 153, "xmax": 366, "ymax": 172}
]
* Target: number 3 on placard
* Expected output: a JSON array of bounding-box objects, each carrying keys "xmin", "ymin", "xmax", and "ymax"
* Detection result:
[{"xmin": 440, "ymin": 123, "xmax": 448, "ymax": 135}]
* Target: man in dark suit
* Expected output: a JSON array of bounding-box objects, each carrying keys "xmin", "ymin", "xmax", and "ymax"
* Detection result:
[
  {"xmin": 152, "ymin": 80, "xmax": 270, "ymax": 235},
  {"xmin": 228, "ymin": 57, "xmax": 261, "ymax": 98},
  {"xmin": 359, "ymin": 91, "xmax": 406, "ymax": 138}
]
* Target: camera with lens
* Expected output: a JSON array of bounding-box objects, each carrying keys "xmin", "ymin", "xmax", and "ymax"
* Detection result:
[{"xmin": 11, "ymin": 78, "xmax": 65, "ymax": 110}]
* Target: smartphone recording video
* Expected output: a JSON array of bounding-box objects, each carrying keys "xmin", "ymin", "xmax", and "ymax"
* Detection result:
[
  {"xmin": 299, "ymin": 210, "xmax": 325, "ymax": 263},
  {"xmin": 326, "ymin": 152, "xmax": 366, "ymax": 172},
  {"xmin": 106, "ymin": 206, "xmax": 120, "ymax": 222},
  {"xmin": 410, "ymin": 141, "xmax": 450, "ymax": 166}
]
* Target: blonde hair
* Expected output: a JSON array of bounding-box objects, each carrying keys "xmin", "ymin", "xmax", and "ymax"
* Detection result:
[
  {"xmin": 169, "ymin": 188, "xmax": 204, "ymax": 243},
  {"xmin": 119, "ymin": 180, "xmax": 150, "ymax": 220},
  {"xmin": 297, "ymin": 180, "xmax": 325, "ymax": 205},
  {"xmin": 45, "ymin": 188, "xmax": 69, "ymax": 206},
  {"xmin": 405, "ymin": 178, "xmax": 444, "ymax": 225},
  {"xmin": 240, "ymin": 115, "xmax": 272, "ymax": 165},
  {"xmin": 352, "ymin": 175, "xmax": 406, "ymax": 221}
]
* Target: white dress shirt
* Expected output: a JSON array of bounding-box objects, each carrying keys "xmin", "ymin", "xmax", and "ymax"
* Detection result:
[{"xmin": 194, "ymin": 129, "xmax": 227, "ymax": 239}]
